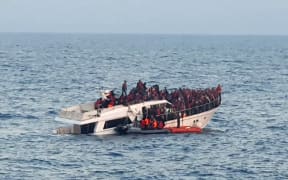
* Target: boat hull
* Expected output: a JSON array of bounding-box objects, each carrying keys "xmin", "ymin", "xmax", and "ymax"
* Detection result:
[
  {"xmin": 55, "ymin": 98, "xmax": 219, "ymax": 135},
  {"xmin": 163, "ymin": 107, "xmax": 218, "ymax": 129},
  {"xmin": 93, "ymin": 107, "xmax": 218, "ymax": 135}
]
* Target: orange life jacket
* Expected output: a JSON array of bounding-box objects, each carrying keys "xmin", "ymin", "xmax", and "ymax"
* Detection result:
[
  {"xmin": 153, "ymin": 120, "xmax": 158, "ymax": 129},
  {"xmin": 144, "ymin": 118, "xmax": 150, "ymax": 126}
]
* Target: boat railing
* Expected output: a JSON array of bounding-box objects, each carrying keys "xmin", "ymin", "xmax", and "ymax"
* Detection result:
[
  {"xmin": 59, "ymin": 102, "xmax": 96, "ymax": 121},
  {"xmin": 133, "ymin": 95, "xmax": 221, "ymax": 125},
  {"xmin": 154, "ymin": 95, "xmax": 221, "ymax": 121},
  {"xmin": 59, "ymin": 110, "xmax": 83, "ymax": 120},
  {"xmin": 133, "ymin": 96, "xmax": 221, "ymax": 128},
  {"xmin": 178, "ymin": 95, "xmax": 221, "ymax": 116}
]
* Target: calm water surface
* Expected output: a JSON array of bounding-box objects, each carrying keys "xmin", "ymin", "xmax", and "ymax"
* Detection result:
[{"xmin": 0, "ymin": 34, "xmax": 288, "ymax": 179}]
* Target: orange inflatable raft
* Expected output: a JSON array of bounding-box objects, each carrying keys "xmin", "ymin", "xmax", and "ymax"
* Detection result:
[{"xmin": 166, "ymin": 126, "xmax": 202, "ymax": 134}]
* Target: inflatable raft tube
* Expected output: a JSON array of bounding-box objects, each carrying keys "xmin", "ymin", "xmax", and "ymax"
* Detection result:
[
  {"xmin": 166, "ymin": 126, "xmax": 202, "ymax": 134},
  {"xmin": 127, "ymin": 128, "xmax": 170, "ymax": 134}
]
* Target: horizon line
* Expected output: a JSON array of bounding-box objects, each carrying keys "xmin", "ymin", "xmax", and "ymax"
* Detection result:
[{"xmin": 0, "ymin": 32, "xmax": 288, "ymax": 36}]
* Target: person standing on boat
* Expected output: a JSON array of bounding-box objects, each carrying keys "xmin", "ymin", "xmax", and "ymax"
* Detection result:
[
  {"xmin": 176, "ymin": 112, "xmax": 180, "ymax": 128},
  {"xmin": 122, "ymin": 80, "xmax": 127, "ymax": 96},
  {"xmin": 216, "ymin": 84, "xmax": 222, "ymax": 105}
]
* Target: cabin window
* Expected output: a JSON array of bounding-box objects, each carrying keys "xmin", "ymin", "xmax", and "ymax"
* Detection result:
[
  {"xmin": 167, "ymin": 111, "xmax": 177, "ymax": 121},
  {"xmin": 104, "ymin": 117, "xmax": 131, "ymax": 129},
  {"xmin": 80, "ymin": 123, "xmax": 96, "ymax": 134}
]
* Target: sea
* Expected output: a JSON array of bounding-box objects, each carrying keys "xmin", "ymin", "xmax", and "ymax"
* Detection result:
[{"xmin": 0, "ymin": 33, "xmax": 287, "ymax": 179}]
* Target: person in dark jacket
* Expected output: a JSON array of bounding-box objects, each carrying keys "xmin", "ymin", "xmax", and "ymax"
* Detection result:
[
  {"xmin": 177, "ymin": 112, "xmax": 180, "ymax": 128},
  {"xmin": 122, "ymin": 80, "xmax": 127, "ymax": 96}
]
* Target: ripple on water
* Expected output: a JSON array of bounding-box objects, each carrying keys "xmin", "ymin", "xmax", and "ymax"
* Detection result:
[{"xmin": 0, "ymin": 34, "xmax": 288, "ymax": 179}]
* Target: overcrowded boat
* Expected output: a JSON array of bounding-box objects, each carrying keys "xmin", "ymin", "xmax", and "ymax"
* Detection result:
[{"xmin": 55, "ymin": 80, "xmax": 222, "ymax": 135}]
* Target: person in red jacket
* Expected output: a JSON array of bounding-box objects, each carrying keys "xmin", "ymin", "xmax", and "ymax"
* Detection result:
[
  {"xmin": 216, "ymin": 84, "xmax": 222, "ymax": 105},
  {"xmin": 140, "ymin": 119, "xmax": 146, "ymax": 129},
  {"xmin": 216, "ymin": 84, "xmax": 222, "ymax": 95}
]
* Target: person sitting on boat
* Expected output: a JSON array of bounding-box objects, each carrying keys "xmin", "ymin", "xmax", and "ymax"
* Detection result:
[
  {"xmin": 144, "ymin": 117, "xmax": 150, "ymax": 129},
  {"xmin": 101, "ymin": 98, "xmax": 110, "ymax": 108},
  {"xmin": 94, "ymin": 98, "xmax": 102, "ymax": 109},
  {"xmin": 136, "ymin": 80, "xmax": 145, "ymax": 95},
  {"xmin": 158, "ymin": 120, "xmax": 164, "ymax": 129},
  {"xmin": 140, "ymin": 119, "xmax": 146, "ymax": 129},
  {"xmin": 108, "ymin": 91, "xmax": 116, "ymax": 108},
  {"xmin": 108, "ymin": 101, "xmax": 114, "ymax": 108},
  {"xmin": 152, "ymin": 119, "xmax": 158, "ymax": 129}
]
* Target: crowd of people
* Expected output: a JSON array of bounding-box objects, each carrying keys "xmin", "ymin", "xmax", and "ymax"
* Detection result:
[
  {"xmin": 140, "ymin": 115, "xmax": 165, "ymax": 130},
  {"xmin": 94, "ymin": 80, "xmax": 222, "ymax": 129}
]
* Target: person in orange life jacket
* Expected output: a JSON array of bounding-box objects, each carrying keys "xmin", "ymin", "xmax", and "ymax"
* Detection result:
[
  {"xmin": 149, "ymin": 115, "xmax": 156, "ymax": 129},
  {"xmin": 144, "ymin": 117, "xmax": 150, "ymax": 129},
  {"xmin": 106, "ymin": 94, "xmax": 114, "ymax": 108},
  {"xmin": 112, "ymin": 90, "xmax": 118, "ymax": 105},
  {"xmin": 101, "ymin": 97, "xmax": 110, "ymax": 108},
  {"xmin": 108, "ymin": 101, "xmax": 115, "ymax": 108},
  {"xmin": 153, "ymin": 120, "xmax": 158, "ymax": 129}
]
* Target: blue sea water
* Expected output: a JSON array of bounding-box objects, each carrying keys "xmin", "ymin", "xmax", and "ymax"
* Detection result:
[{"xmin": 0, "ymin": 33, "xmax": 288, "ymax": 179}]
